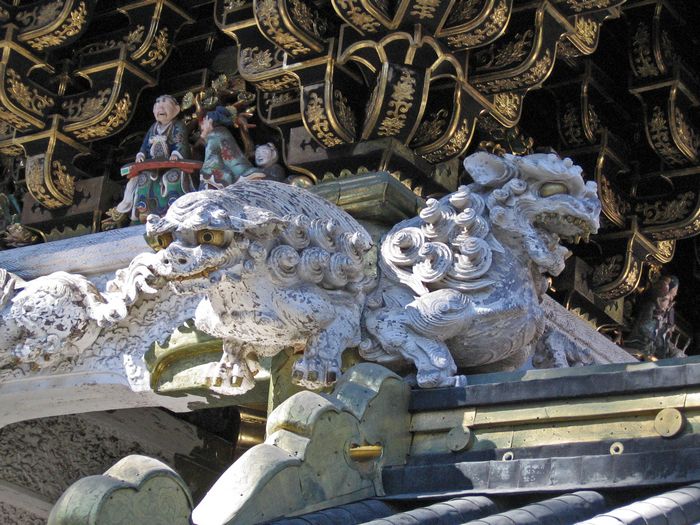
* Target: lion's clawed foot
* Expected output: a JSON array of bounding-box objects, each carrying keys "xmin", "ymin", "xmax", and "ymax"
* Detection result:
[
  {"xmin": 415, "ymin": 370, "xmax": 467, "ymax": 389},
  {"xmin": 208, "ymin": 345, "xmax": 259, "ymax": 394},
  {"xmin": 291, "ymin": 356, "xmax": 340, "ymax": 390}
]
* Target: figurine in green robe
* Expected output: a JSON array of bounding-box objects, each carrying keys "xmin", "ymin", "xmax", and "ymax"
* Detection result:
[{"xmin": 198, "ymin": 106, "xmax": 264, "ymax": 190}]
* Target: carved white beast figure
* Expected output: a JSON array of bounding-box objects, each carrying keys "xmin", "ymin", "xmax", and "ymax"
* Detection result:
[{"xmin": 0, "ymin": 152, "xmax": 600, "ymax": 393}]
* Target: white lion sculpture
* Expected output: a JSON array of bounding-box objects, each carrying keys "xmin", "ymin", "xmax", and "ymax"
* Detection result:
[{"xmin": 0, "ymin": 151, "xmax": 600, "ymax": 393}]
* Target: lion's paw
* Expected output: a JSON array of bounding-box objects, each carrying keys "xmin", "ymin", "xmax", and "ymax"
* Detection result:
[{"xmin": 291, "ymin": 357, "xmax": 340, "ymax": 390}]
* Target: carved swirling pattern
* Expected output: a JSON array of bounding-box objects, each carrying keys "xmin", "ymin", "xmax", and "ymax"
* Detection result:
[
  {"xmin": 256, "ymin": 0, "xmax": 311, "ymax": 55},
  {"xmin": 493, "ymin": 93, "xmax": 519, "ymax": 120},
  {"xmin": 6, "ymin": 69, "xmax": 54, "ymax": 115},
  {"xmin": 333, "ymin": 90, "xmax": 356, "ymax": 137},
  {"xmin": 140, "ymin": 28, "xmax": 170, "ymax": 67},
  {"xmin": 78, "ymin": 25, "xmax": 144, "ymax": 55},
  {"xmin": 649, "ymin": 218, "xmax": 700, "ymax": 241},
  {"xmin": 446, "ymin": 0, "xmax": 482, "ymax": 26},
  {"xmin": 631, "ymin": 22, "xmax": 659, "ymax": 78},
  {"xmin": 24, "ymin": 1, "xmax": 87, "ymax": 51},
  {"xmin": 334, "ymin": 0, "xmax": 381, "ymax": 32},
  {"xmin": 412, "ymin": 109, "xmax": 448, "ymax": 147},
  {"xmin": 446, "ymin": 0, "xmax": 507, "ymax": 49},
  {"xmin": 62, "ymin": 88, "xmax": 112, "ymax": 121},
  {"xmin": 648, "ymin": 106, "xmax": 689, "ymax": 166},
  {"xmin": 255, "ymin": 74, "xmax": 298, "ymax": 92},
  {"xmin": 52, "ymin": 160, "xmax": 75, "ymax": 200},
  {"xmin": 563, "ymin": 0, "xmax": 613, "ymax": 12},
  {"xmin": 378, "ymin": 68, "xmax": 416, "ymax": 136},
  {"xmin": 289, "ymin": 0, "xmax": 326, "ymax": 38},
  {"xmin": 591, "ymin": 255, "xmax": 622, "ymax": 287},
  {"xmin": 635, "ymin": 192, "xmax": 695, "ymax": 226},
  {"xmin": 574, "ymin": 17, "xmax": 597, "ymax": 46},
  {"xmin": 422, "ymin": 118, "xmax": 471, "ymax": 163},
  {"xmin": 240, "ymin": 47, "xmax": 279, "ymax": 74},
  {"xmin": 475, "ymin": 50, "xmax": 553, "ymax": 93},
  {"xmin": 16, "ymin": 0, "xmax": 64, "ymax": 30},
  {"xmin": 25, "ymin": 155, "xmax": 67, "ymax": 209},
  {"xmin": 73, "ymin": 94, "xmax": 131, "ymax": 140}
]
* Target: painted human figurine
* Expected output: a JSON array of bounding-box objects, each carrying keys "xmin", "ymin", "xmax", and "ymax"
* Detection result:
[
  {"xmin": 626, "ymin": 275, "xmax": 685, "ymax": 360},
  {"xmin": 254, "ymin": 142, "xmax": 285, "ymax": 182},
  {"xmin": 198, "ymin": 106, "xmax": 263, "ymax": 190},
  {"xmin": 116, "ymin": 95, "xmax": 194, "ymax": 222}
]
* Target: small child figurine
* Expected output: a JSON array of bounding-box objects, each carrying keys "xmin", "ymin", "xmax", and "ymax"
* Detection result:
[
  {"xmin": 199, "ymin": 106, "xmax": 264, "ymax": 190},
  {"xmin": 115, "ymin": 94, "xmax": 194, "ymax": 222},
  {"xmin": 254, "ymin": 142, "xmax": 285, "ymax": 182}
]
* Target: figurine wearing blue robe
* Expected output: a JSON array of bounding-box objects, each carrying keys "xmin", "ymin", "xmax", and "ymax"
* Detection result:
[{"xmin": 116, "ymin": 95, "xmax": 194, "ymax": 222}]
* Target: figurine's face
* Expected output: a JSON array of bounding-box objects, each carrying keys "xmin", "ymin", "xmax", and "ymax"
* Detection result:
[
  {"xmin": 153, "ymin": 96, "xmax": 180, "ymax": 125},
  {"xmin": 255, "ymin": 144, "xmax": 276, "ymax": 167}
]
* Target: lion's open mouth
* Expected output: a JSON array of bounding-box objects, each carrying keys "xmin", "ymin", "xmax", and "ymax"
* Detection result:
[
  {"xmin": 533, "ymin": 212, "xmax": 593, "ymax": 244},
  {"xmin": 168, "ymin": 267, "xmax": 217, "ymax": 282}
]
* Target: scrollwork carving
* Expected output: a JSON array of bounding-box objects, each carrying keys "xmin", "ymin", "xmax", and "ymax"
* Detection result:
[
  {"xmin": 24, "ymin": 1, "xmax": 88, "ymax": 51},
  {"xmin": 6, "ymin": 69, "xmax": 54, "ymax": 115},
  {"xmin": 61, "ymin": 88, "xmax": 112, "ymax": 122},
  {"xmin": 636, "ymin": 192, "xmax": 696, "ymax": 226},
  {"xmin": 73, "ymin": 94, "xmax": 131, "ymax": 140}
]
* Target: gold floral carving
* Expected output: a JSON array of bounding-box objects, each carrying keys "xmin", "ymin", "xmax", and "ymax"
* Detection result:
[
  {"xmin": 333, "ymin": 90, "xmax": 356, "ymax": 137},
  {"xmin": 422, "ymin": 117, "xmax": 471, "ymax": 163},
  {"xmin": 256, "ymin": 0, "xmax": 311, "ymax": 55},
  {"xmin": 631, "ymin": 22, "xmax": 659, "ymax": 78},
  {"xmin": 412, "ymin": 109, "xmax": 448, "ymax": 147},
  {"xmin": 334, "ymin": 0, "xmax": 381, "ymax": 32},
  {"xmin": 25, "ymin": 1, "xmax": 87, "ymax": 51},
  {"xmin": 255, "ymin": 74, "xmax": 298, "ymax": 92},
  {"xmin": 635, "ymin": 191, "xmax": 695, "ymax": 226},
  {"xmin": 446, "ymin": 0, "xmax": 507, "ymax": 49},
  {"xmin": 140, "ymin": 28, "xmax": 170, "ymax": 67},
  {"xmin": 224, "ymin": 0, "xmax": 247, "ymax": 11},
  {"xmin": 475, "ymin": 50, "xmax": 553, "ymax": 93},
  {"xmin": 410, "ymin": 0, "xmax": 442, "ymax": 20},
  {"xmin": 598, "ymin": 175, "xmax": 630, "ymax": 224},
  {"xmin": 493, "ymin": 92, "xmax": 519, "ymax": 120},
  {"xmin": 378, "ymin": 68, "xmax": 416, "ymax": 136},
  {"xmin": 62, "ymin": 88, "xmax": 112, "ymax": 121},
  {"xmin": 574, "ymin": 17, "xmax": 597, "ymax": 47},
  {"xmin": 79, "ymin": 25, "xmax": 144, "ymax": 55},
  {"xmin": 650, "ymin": 218, "xmax": 700, "ymax": 241},
  {"xmin": 6, "ymin": 69, "xmax": 54, "ymax": 115},
  {"xmin": 595, "ymin": 259, "xmax": 641, "ymax": 300},
  {"xmin": 0, "ymin": 144, "xmax": 24, "ymax": 156},
  {"xmin": 654, "ymin": 240, "xmax": 674, "ymax": 261},
  {"xmin": 52, "ymin": 160, "xmax": 75, "ymax": 200},
  {"xmin": 240, "ymin": 47, "xmax": 278, "ymax": 75},
  {"xmin": 591, "ymin": 255, "xmax": 622, "ymax": 287},
  {"xmin": 26, "ymin": 154, "xmax": 67, "ymax": 209},
  {"xmin": 16, "ymin": 0, "xmax": 64, "ymax": 30},
  {"xmin": 0, "ymin": 108, "xmax": 32, "ymax": 131},
  {"xmin": 305, "ymin": 92, "xmax": 342, "ymax": 147},
  {"xmin": 289, "ymin": 0, "xmax": 324, "ymax": 38},
  {"xmin": 673, "ymin": 107, "xmax": 698, "ymax": 158},
  {"xmin": 561, "ymin": 102, "xmax": 584, "ymax": 146},
  {"xmin": 446, "ymin": 0, "xmax": 482, "ymax": 26},
  {"xmin": 564, "ymin": 0, "xmax": 613, "ymax": 12},
  {"xmin": 648, "ymin": 106, "xmax": 688, "ymax": 166},
  {"xmin": 493, "ymin": 30, "xmax": 534, "ymax": 69},
  {"xmin": 73, "ymin": 94, "xmax": 131, "ymax": 140}
]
